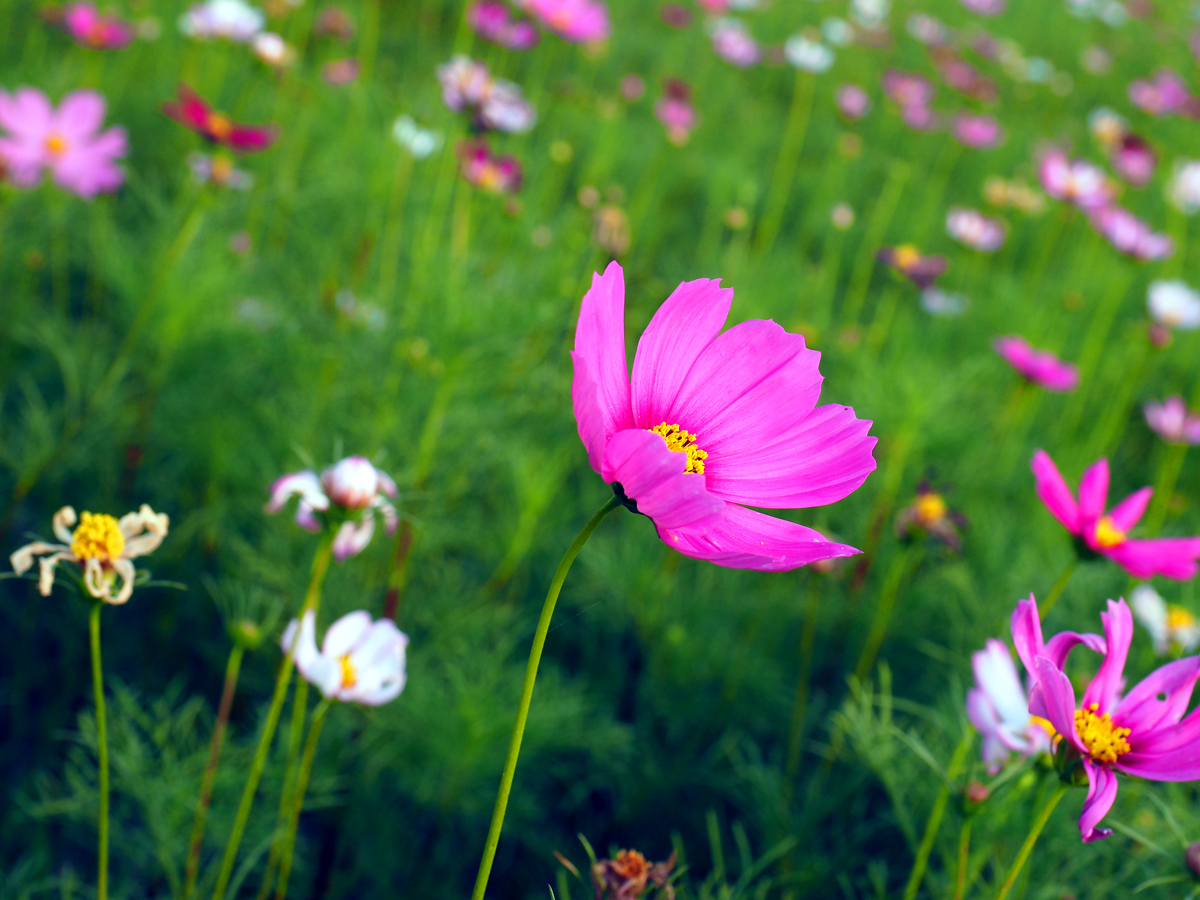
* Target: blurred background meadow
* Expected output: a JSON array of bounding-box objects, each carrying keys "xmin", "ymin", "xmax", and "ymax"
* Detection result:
[{"xmin": 7, "ymin": 0, "xmax": 1200, "ymax": 896}]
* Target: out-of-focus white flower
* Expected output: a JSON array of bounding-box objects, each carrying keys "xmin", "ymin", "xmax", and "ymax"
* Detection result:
[
  {"xmin": 946, "ymin": 207, "xmax": 1006, "ymax": 251},
  {"xmin": 906, "ymin": 12, "xmax": 948, "ymax": 44},
  {"xmin": 189, "ymin": 152, "xmax": 253, "ymax": 189},
  {"xmin": 179, "ymin": 0, "xmax": 264, "ymax": 41},
  {"xmin": 267, "ymin": 456, "xmax": 399, "ymax": 562},
  {"xmin": 821, "ymin": 17, "xmax": 854, "ymax": 45},
  {"xmin": 920, "ymin": 287, "xmax": 967, "ymax": 316},
  {"xmin": 10, "ymin": 505, "xmax": 169, "ymax": 605},
  {"xmin": 1132, "ymin": 585, "xmax": 1200, "ymax": 655},
  {"xmin": 784, "ymin": 35, "xmax": 834, "ymax": 73},
  {"xmin": 282, "ymin": 610, "xmax": 408, "ymax": 705},
  {"xmin": 1148, "ymin": 280, "xmax": 1200, "ymax": 330},
  {"xmin": 252, "ymin": 31, "xmax": 294, "ymax": 66},
  {"xmin": 850, "ymin": 0, "xmax": 889, "ymax": 27},
  {"xmin": 1168, "ymin": 160, "xmax": 1200, "ymax": 213},
  {"xmin": 966, "ymin": 639, "xmax": 1053, "ymax": 774},
  {"xmin": 392, "ymin": 116, "xmax": 443, "ymax": 158}
]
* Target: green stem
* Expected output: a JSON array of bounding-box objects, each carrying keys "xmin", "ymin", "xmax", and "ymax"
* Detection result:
[
  {"xmin": 257, "ymin": 675, "xmax": 311, "ymax": 900},
  {"xmin": 274, "ymin": 699, "xmax": 331, "ymax": 900},
  {"xmin": 840, "ymin": 160, "xmax": 910, "ymax": 327},
  {"xmin": 953, "ymin": 820, "xmax": 971, "ymax": 900},
  {"xmin": 210, "ymin": 537, "xmax": 333, "ymax": 900},
  {"xmin": 1143, "ymin": 442, "xmax": 1188, "ymax": 537},
  {"xmin": 1038, "ymin": 558, "xmax": 1077, "ymax": 620},
  {"xmin": 753, "ymin": 69, "xmax": 814, "ymax": 258},
  {"xmin": 901, "ymin": 732, "xmax": 972, "ymax": 900},
  {"xmin": 469, "ymin": 495, "xmax": 621, "ymax": 900},
  {"xmin": 184, "ymin": 645, "xmax": 246, "ymax": 900},
  {"xmin": 854, "ymin": 544, "xmax": 923, "ymax": 682},
  {"xmin": 784, "ymin": 576, "xmax": 821, "ymax": 796},
  {"xmin": 89, "ymin": 603, "xmax": 109, "ymax": 900},
  {"xmin": 993, "ymin": 781, "xmax": 1068, "ymax": 900}
]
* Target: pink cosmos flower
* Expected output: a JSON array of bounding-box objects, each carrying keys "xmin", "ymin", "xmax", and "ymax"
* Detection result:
[
  {"xmin": 877, "ymin": 244, "xmax": 947, "ymax": 289},
  {"xmin": 1089, "ymin": 206, "xmax": 1172, "ymax": 261},
  {"xmin": 655, "ymin": 79, "xmax": 697, "ymax": 145},
  {"xmin": 162, "ymin": 84, "xmax": 276, "ymax": 152},
  {"xmin": 520, "ymin": 0, "xmax": 609, "ymax": 42},
  {"xmin": 436, "ymin": 57, "xmax": 536, "ymax": 133},
  {"xmin": 1144, "ymin": 397, "xmax": 1200, "ymax": 445},
  {"xmin": 458, "ymin": 139, "xmax": 522, "ymax": 194},
  {"xmin": 322, "ymin": 58, "xmax": 360, "ymax": 85},
  {"xmin": 967, "ymin": 639, "xmax": 1053, "ymax": 774},
  {"xmin": 710, "ymin": 18, "xmax": 760, "ymax": 67},
  {"xmin": 1013, "ymin": 595, "xmax": 1200, "ymax": 842},
  {"xmin": 836, "ymin": 84, "xmax": 871, "ymax": 120},
  {"xmin": 571, "ymin": 262, "xmax": 876, "ymax": 571},
  {"xmin": 932, "ymin": 51, "xmax": 997, "ymax": 102},
  {"xmin": 959, "ymin": 0, "xmax": 1004, "ymax": 14},
  {"xmin": 994, "ymin": 337, "xmax": 1077, "ymax": 392},
  {"xmin": 1129, "ymin": 69, "xmax": 1198, "ymax": 118},
  {"xmin": 952, "ymin": 112, "xmax": 1003, "ymax": 148},
  {"xmin": 1111, "ymin": 134, "xmax": 1156, "ymax": 187},
  {"xmin": 1032, "ymin": 450, "xmax": 1200, "ymax": 580},
  {"xmin": 1038, "ymin": 150, "xmax": 1114, "ymax": 210},
  {"xmin": 0, "ymin": 88, "xmax": 127, "ymax": 198},
  {"xmin": 881, "ymin": 70, "xmax": 937, "ymax": 131},
  {"xmin": 267, "ymin": 456, "xmax": 399, "ymax": 562},
  {"xmin": 946, "ymin": 207, "xmax": 1005, "ymax": 251},
  {"xmin": 467, "ymin": 0, "xmax": 539, "ymax": 50},
  {"xmin": 63, "ymin": 2, "xmax": 134, "ymax": 48},
  {"xmin": 282, "ymin": 609, "xmax": 408, "ymax": 705}
]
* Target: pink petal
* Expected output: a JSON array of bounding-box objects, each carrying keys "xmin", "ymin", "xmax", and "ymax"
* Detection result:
[
  {"xmin": 665, "ymin": 320, "xmax": 823, "ymax": 456},
  {"xmin": 629, "ymin": 278, "xmax": 732, "ymax": 428},
  {"xmin": 668, "ymin": 503, "xmax": 861, "ymax": 572},
  {"xmin": 1031, "ymin": 450, "xmax": 1081, "ymax": 534},
  {"xmin": 1079, "ymin": 760, "xmax": 1117, "ymax": 842},
  {"xmin": 1104, "ymin": 537, "xmax": 1200, "ymax": 581},
  {"xmin": 600, "ymin": 429, "xmax": 723, "ymax": 533},
  {"xmin": 332, "ymin": 515, "xmax": 376, "ymax": 561},
  {"xmin": 55, "ymin": 90, "xmax": 107, "ymax": 140},
  {"xmin": 1077, "ymin": 458, "xmax": 1110, "ymax": 523},
  {"xmin": 571, "ymin": 353, "xmax": 609, "ymax": 474},
  {"xmin": 1118, "ymin": 706, "xmax": 1200, "ymax": 780},
  {"xmin": 0, "ymin": 87, "xmax": 53, "ymax": 138},
  {"xmin": 1107, "ymin": 487, "xmax": 1153, "ymax": 532},
  {"xmin": 1117, "ymin": 656, "xmax": 1200, "ymax": 735},
  {"xmin": 1082, "ymin": 599, "xmax": 1132, "ymax": 715},
  {"xmin": 574, "ymin": 261, "xmax": 634, "ymax": 440},
  {"xmin": 704, "ymin": 403, "xmax": 877, "ymax": 508},
  {"xmin": 1032, "ymin": 657, "xmax": 1088, "ymax": 755},
  {"xmin": 266, "ymin": 470, "xmax": 329, "ymax": 513},
  {"xmin": 1010, "ymin": 594, "xmax": 1044, "ymax": 678}
]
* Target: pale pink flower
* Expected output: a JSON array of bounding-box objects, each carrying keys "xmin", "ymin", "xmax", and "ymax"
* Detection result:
[
  {"xmin": 952, "ymin": 112, "xmax": 1003, "ymax": 148},
  {"xmin": 1129, "ymin": 69, "xmax": 1197, "ymax": 118},
  {"xmin": 1089, "ymin": 206, "xmax": 1173, "ymax": 261},
  {"xmin": 994, "ymin": 336, "xmax": 1078, "ymax": 392},
  {"xmin": 959, "ymin": 0, "xmax": 1004, "ymax": 14},
  {"xmin": 0, "ymin": 88, "xmax": 127, "ymax": 198},
  {"xmin": 1111, "ymin": 134, "xmax": 1156, "ymax": 187},
  {"xmin": 711, "ymin": 18, "xmax": 760, "ymax": 67},
  {"xmin": 467, "ymin": 0, "xmax": 539, "ymax": 50},
  {"xmin": 946, "ymin": 207, "xmax": 1006, "ymax": 251},
  {"xmin": 1144, "ymin": 397, "xmax": 1200, "ymax": 445},
  {"xmin": 836, "ymin": 84, "xmax": 871, "ymax": 119},
  {"xmin": 1038, "ymin": 150, "xmax": 1114, "ymax": 210},
  {"xmin": 282, "ymin": 610, "xmax": 408, "ymax": 705},
  {"xmin": 655, "ymin": 79, "xmax": 696, "ymax": 145}
]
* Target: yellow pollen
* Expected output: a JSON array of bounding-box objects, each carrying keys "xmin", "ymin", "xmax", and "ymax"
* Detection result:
[
  {"xmin": 44, "ymin": 133, "xmax": 68, "ymax": 156},
  {"xmin": 206, "ymin": 112, "xmax": 233, "ymax": 140},
  {"xmin": 339, "ymin": 654, "xmax": 358, "ymax": 689},
  {"xmin": 913, "ymin": 492, "xmax": 947, "ymax": 527},
  {"xmin": 1029, "ymin": 715, "xmax": 1056, "ymax": 738},
  {"xmin": 1074, "ymin": 703, "xmax": 1131, "ymax": 764},
  {"xmin": 651, "ymin": 422, "xmax": 708, "ymax": 475},
  {"xmin": 1093, "ymin": 516, "xmax": 1126, "ymax": 549},
  {"xmin": 70, "ymin": 512, "xmax": 125, "ymax": 562},
  {"xmin": 1168, "ymin": 605, "xmax": 1197, "ymax": 630},
  {"xmin": 893, "ymin": 244, "xmax": 922, "ymax": 271}
]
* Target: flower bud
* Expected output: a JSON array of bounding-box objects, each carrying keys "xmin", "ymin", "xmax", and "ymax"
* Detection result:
[
  {"xmin": 321, "ymin": 456, "xmax": 383, "ymax": 509},
  {"xmin": 965, "ymin": 781, "xmax": 990, "ymax": 804}
]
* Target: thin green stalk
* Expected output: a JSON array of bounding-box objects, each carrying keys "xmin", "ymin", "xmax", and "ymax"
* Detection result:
[
  {"xmin": 89, "ymin": 602, "xmax": 109, "ymax": 900},
  {"xmin": 1144, "ymin": 441, "xmax": 1189, "ymax": 538},
  {"xmin": 274, "ymin": 699, "xmax": 332, "ymax": 900},
  {"xmin": 256, "ymin": 676, "xmax": 310, "ymax": 900},
  {"xmin": 953, "ymin": 820, "xmax": 971, "ymax": 900},
  {"xmin": 210, "ymin": 537, "xmax": 333, "ymax": 900},
  {"xmin": 854, "ymin": 544, "xmax": 923, "ymax": 682},
  {"xmin": 784, "ymin": 576, "xmax": 821, "ymax": 797},
  {"xmin": 901, "ymin": 732, "xmax": 972, "ymax": 900},
  {"xmin": 469, "ymin": 495, "xmax": 622, "ymax": 900},
  {"xmin": 184, "ymin": 645, "xmax": 246, "ymax": 900},
  {"xmin": 1038, "ymin": 558, "xmax": 1077, "ymax": 620},
  {"xmin": 993, "ymin": 781, "xmax": 1069, "ymax": 900},
  {"xmin": 840, "ymin": 160, "xmax": 910, "ymax": 327},
  {"xmin": 753, "ymin": 69, "xmax": 814, "ymax": 258}
]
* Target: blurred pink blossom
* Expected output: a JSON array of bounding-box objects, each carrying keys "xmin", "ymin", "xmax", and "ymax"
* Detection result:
[
  {"xmin": 946, "ymin": 207, "xmax": 1006, "ymax": 251},
  {"xmin": 1145, "ymin": 397, "xmax": 1200, "ymax": 445},
  {"xmin": 467, "ymin": 1, "xmax": 539, "ymax": 50},
  {"xmin": 711, "ymin": 18, "xmax": 760, "ymax": 67},
  {"xmin": 655, "ymin": 79, "xmax": 696, "ymax": 145},
  {"xmin": 459, "ymin": 139, "xmax": 522, "ymax": 194},
  {"xmin": 0, "ymin": 87, "xmax": 126, "ymax": 198},
  {"xmin": 882, "ymin": 70, "xmax": 937, "ymax": 131},
  {"xmin": 994, "ymin": 336, "xmax": 1078, "ymax": 392},
  {"xmin": 1129, "ymin": 69, "xmax": 1198, "ymax": 118},
  {"xmin": 959, "ymin": 0, "xmax": 1004, "ymax": 14},
  {"xmin": 322, "ymin": 57, "xmax": 360, "ymax": 85},
  {"xmin": 952, "ymin": 112, "xmax": 1003, "ymax": 148},
  {"xmin": 1039, "ymin": 150, "xmax": 1113, "ymax": 210},
  {"xmin": 836, "ymin": 84, "xmax": 871, "ymax": 119},
  {"xmin": 1090, "ymin": 206, "xmax": 1173, "ymax": 260},
  {"xmin": 63, "ymin": 2, "xmax": 134, "ymax": 48},
  {"xmin": 1111, "ymin": 134, "xmax": 1156, "ymax": 187},
  {"xmin": 520, "ymin": 0, "xmax": 609, "ymax": 42}
]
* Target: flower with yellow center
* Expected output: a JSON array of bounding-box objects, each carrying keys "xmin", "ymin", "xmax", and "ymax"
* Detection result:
[
  {"xmin": 44, "ymin": 133, "xmax": 69, "ymax": 157},
  {"xmin": 1092, "ymin": 516, "xmax": 1126, "ymax": 549},
  {"xmin": 913, "ymin": 492, "xmax": 948, "ymax": 528},
  {"xmin": 9, "ymin": 504, "xmax": 169, "ymax": 605},
  {"xmin": 1074, "ymin": 703, "xmax": 1131, "ymax": 765},
  {"xmin": 206, "ymin": 112, "xmax": 234, "ymax": 141},
  {"xmin": 650, "ymin": 422, "xmax": 708, "ymax": 475},
  {"xmin": 892, "ymin": 244, "xmax": 922, "ymax": 272}
]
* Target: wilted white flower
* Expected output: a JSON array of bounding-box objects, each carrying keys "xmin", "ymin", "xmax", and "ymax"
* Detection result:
[
  {"xmin": 784, "ymin": 35, "xmax": 834, "ymax": 73},
  {"xmin": 179, "ymin": 0, "xmax": 264, "ymax": 41},
  {"xmin": 392, "ymin": 116, "xmax": 443, "ymax": 158},
  {"xmin": 10, "ymin": 505, "xmax": 169, "ymax": 605},
  {"xmin": 1132, "ymin": 585, "xmax": 1200, "ymax": 655},
  {"xmin": 283, "ymin": 610, "xmax": 408, "ymax": 705},
  {"xmin": 1148, "ymin": 280, "xmax": 1200, "ymax": 330}
]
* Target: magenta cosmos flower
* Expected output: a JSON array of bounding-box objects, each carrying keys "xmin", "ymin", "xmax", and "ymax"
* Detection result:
[
  {"xmin": 1144, "ymin": 396, "xmax": 1200, "ymax": 445},
  {"xmin": 1014, "ymin": 595, "xmax": 1200, "ymax": 842},
  {"xmin": 1129, "ymin": 69, "xmax": 1198, "ymax": 118},
  {"xmin": 0, "ymin": 88, "xmax": 127, "ymax": 198},
  {"xmin": 467, "ymin": 1, "xmax": 539, "ymax": 49},
  {"xmin": 952, "ymin": 112, "xmax": 1003, "ymax": 148},
  {"xmin": 520, "ymin": 0, "xmax": 609, "ymax": 42},
  {"xmin": 63, "ymin": 2, "xmax": 134, "ymax": 48},
  {"xmin": 458, "ymin": 139, "xmax": 522, "ymax": 194},
  {"xmin": 1111, "ymin": 134, "xmax": 1156, "ymax": 187},
  {"xmin": 994, "ymin": 337, "xmax": 1077, "ymax": 391},
  {"xmin": 1032, "ymin": 450, "xmax": 1200, "ymax": 580},
  {"xmin": 1038, "ymin": 150, "xmax": 1113, "ymax": 210},
  {"xmin": 571, "ymin": 263, "xmax": 876, "ymax": 571},
  {"xmin": 162, "ymin": 84, "xmax": 276, "ymax": 152},
  {"xmin": 655, "ymin": 79, "xmax": 697, "ymax": 146}
]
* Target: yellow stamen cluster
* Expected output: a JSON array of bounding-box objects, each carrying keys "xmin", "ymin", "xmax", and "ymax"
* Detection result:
[
  {"xmin": 339, "ymin": 654, "xmax": 358, "ymax": 689},
  {"xmin": 70, "ymin": 512, "xmax": 125, "ymax": 563},
  {"xmin": 44, "ymin": 133, "xmax": 68, "ymax": 156},
  {"xmin": 913, "ymin": 492, "xmax": 948, "ymax": 528},
  {"xmin": 206, "ymin": 112, "xmax": 233, "ymax": 140},
  {"xmin": 1074, "ymin": 703, "xmax": 1131, "ymax": 764},
  {"xmin": 651, "ymin": 422, "xmax": 708, "ymax": 475},
  {"xmin": 1168, "ymin": 606, "xmax": 1197, "ymax": 630},
  {"xmin": 1093, "ymin": 516, "xmax": 1126, "ymax": 549},
  {"xmin": 893, "ymin": 244, "xmax": 922, "ymax": 271}
]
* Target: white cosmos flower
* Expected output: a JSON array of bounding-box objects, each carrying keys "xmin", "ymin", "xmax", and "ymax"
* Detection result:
[
  {"xmin": 392, "ymin": 116, "xmax": 444, "ymax": 158},
  {"xmin": 1168, "ymin": 160, "xmax": 1200, "ymax": 214},
  {"xmin": 179, "ymin": 0, "xmax": 265, "ymax": 41},
  {"xmin": 282, "ymin": 609, "xmax": 408, "ymax": 705},
  {"xmin": 966, "ymin": 639, "xmax": 1053, "ymax": 774},
  {"xmin": 784, "ymin": 36, "xmax": 834, "ymax": 73},
  {"xmin": 1148, "ymin": 280, "xmax": 1200, "ymax": 330},
  {"xmin": 1132, "ymin": 585, "xmax": 1200, "ymax": 655}
]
